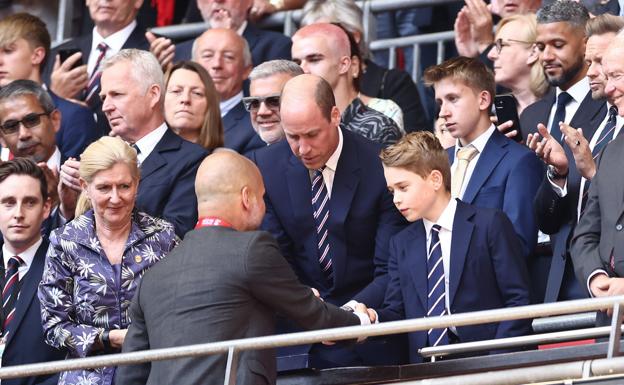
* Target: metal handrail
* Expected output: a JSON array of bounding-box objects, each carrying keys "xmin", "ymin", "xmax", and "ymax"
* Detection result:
[{"xmin": 0, "ymin": 296, "xmax": 622, "ymax": 383}]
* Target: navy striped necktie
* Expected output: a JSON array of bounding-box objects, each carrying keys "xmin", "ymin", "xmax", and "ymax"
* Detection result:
[
  {"xmin": 311, "ymin": 167, "xmax": 333, "ymax": 281},
  {"xmin": 2, "ymin": 255, "xmax": 24, "ymax": 336},
  {"xmin": 427, "ymin": 224, "xmax": 449, "ymax": 346}
]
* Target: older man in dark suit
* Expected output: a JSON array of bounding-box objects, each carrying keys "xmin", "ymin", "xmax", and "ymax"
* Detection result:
[
  {"xmin": 116, "ymin": 151, "xmax": 369, "ymax": 385},
  {"xmin": 59, "ymin": 49, "xmax": 207, "ymax": 238}
]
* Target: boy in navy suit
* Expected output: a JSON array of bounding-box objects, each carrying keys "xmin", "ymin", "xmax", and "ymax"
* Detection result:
[{"xmin": 366, "ymin": 132, "xmax": 531, "ymax": 363}]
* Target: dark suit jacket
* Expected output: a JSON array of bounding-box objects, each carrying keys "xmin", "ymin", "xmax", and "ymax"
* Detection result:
[
  {"xmin": 116, "ymin": 227, "xmax": 359, "ymax": 385},
  {"xmin": 448, "ymin": 129, "xmax": 544, "ymax": 259},
  {"xmin": 50, "ymin": 91, "xmax": 100, "ymax": 159},
  {"xmin": 571, "ymin": 134, "xmax": 624, "ymax": 287},
  {"xmin": 377, "ymin": 200, "xmax": 532, "ymax": 363},
  {"xmin": 45, "ymin": 23, "xmax": 150, "ymax": 136},
  {"xmin": 222, "ymin": 102, "xmax": 265, "ymax": 155},
  {"xmin": 174, "ymin": 23, "xmax": 292, "ymax": 66},
  {"xmin": 360, "ymin": 59, "xmax": 429, "ymax": 133},
  {"xmin": 136, "ymin": 128, "xmax": 208, "ymax": 238},
  {"xmin": 1, "ymin": 240, "xmax": 65, "ymax": 385},
  {"xmin": 524, "ymin": 90, "xmax": 606, "ymax": 301}
]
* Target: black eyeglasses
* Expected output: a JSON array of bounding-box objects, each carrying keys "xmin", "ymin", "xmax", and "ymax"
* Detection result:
[
  {"xmin": 0, "ymin": 112, "xmax": 50, "ymax": 135},
  {"xmin": 494, "ymin": 38, "xmax": 534, "ymax": 54},
  {"xmin": 242, "ymin": 94, "xmax": 281, "ymax": 112}
]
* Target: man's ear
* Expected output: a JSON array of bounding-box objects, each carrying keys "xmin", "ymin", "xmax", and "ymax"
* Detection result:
[
  {"xmin": 32, "ymin": 46, "xmax": 46, "ymax": 67},
  {"xmin": 148, "ymin": 84, "xmax": 162, "ymax": 110},
  {"xmin": 42, "ymin": 197, "xmax": 52, "ymax": 221},
  {"xmin": 338, "ymin": 55, "xmax": 352, "ymax": 76},
  {"xmin": 241, "ymin": 185, "xmax": 252, "ymax": 211},
  {"xmin": 49, "ymin": 109, "xmax": 62, "ymax": 134},
  {"xmin": 478, "ymin": 90, "xmax": 492, "ymax": 111}
]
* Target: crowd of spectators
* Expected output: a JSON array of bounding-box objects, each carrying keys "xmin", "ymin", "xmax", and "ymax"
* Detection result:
[{"xmin": 2, "ymin": 0, "xmax": 624, "ymax": 383}]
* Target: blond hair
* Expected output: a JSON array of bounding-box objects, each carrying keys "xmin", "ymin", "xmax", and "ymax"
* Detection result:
[
  {"xmin": 0, "ymin": 13, "xmax": 51, "ymax": 71},
  {"xmin": 75, "ymin": 136, "xmax": 140, "ymax": 217},
  {"xmin": 380, "ymin": 131, "xmax": 451, "ymax": 192}
]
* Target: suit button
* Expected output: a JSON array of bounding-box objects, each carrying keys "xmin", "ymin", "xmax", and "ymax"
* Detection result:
[{"xmin": 617, "ymin": 224, "xmax": 623, "ymax": 231}]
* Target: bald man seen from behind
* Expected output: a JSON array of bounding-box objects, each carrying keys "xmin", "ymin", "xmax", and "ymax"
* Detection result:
[{"xmin": 116, "ymin": 151, "xmax": 370, "ymax": 385}]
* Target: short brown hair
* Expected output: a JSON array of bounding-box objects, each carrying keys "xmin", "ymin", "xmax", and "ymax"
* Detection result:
[
  {"xmin": 0, "ymin": 13, "xmax": 51, "ymax": 72},
  {"xmin": 0, "ymin": 158, "xmax": 48, "ymax": 200},
  {"xmin": 314, "ymin": 77, "xmax": 336, "ymax": 121},
  {"xmin": 423, "ymin": 56, "xmax": 496, "ymax": 107},
  {"xmin": 380, "ymin": 131, "xmax": 451, "ymax": 192},
  {"xmin": 586, "ymin": 13, "xmax": 624, "ymax": 37}
]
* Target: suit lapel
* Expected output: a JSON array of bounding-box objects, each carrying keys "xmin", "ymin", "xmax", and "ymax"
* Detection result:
[
  {"xmin": 462, "ymin": 131, "xmax": 507, "ymax": 203},
  {"xmin": 6, "ymin": 240, "xmax": 48, "ymax": 346},
  {"xmin": 242, "ymin": 24, "xmax": 260, "ymax": 54},
  {"xmin": 328, "ymin": 131, "xmax": 361, "ymax": 288},
  {"xmin": 222, "ymin": 103, "xmax": 245, "ymax": 133},
  {"xmin": 140, "ymin": 129, "xmax": 180, "ymax": 181},
  {"xmin": 407, "ymin": 222, "xmax": 429, "ymax": 310},
  {"xmin": 448, "ymin": 202, "xmax": 474, "ymax": 307},
  {"xmin": 569, "ymin": 93, "xmax": 605, "ymax": 141}
]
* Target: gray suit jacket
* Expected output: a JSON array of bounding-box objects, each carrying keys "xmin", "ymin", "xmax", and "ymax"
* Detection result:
[
  {"xmin": 116, "ymin": 226, "xmax": 359, "ymax": 385},
  {"xmin": 571, "ymin": 134, "xmax": 624, "ymax": 289}
]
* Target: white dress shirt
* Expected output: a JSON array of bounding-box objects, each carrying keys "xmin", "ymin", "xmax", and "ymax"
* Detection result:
[
  {"xmin": 546, "ymin": 78, "xmax": 590, "ymax": 133},
  {"xmin": 2, "ymin": 238, "xmax": 42, "ymax": 281},
  {"xmin": 47, "ymin": 146, "xmax": 61, "ymax": 172},
  {"xmin": 133, "ymin": 123, "xmax": 168, "ymax": 164},
  {"xmin": 88, "ymin": 21, "xmax": 138, "ymax": 77},
  {"xmin": 311, "ymin": 128, "xmax": 343, "ymax": 198},
  {"xmin": 219, "ymin": 91, "xmax": 243, "ymax": 118},
  {"xmin": 451, "ymin": 124, "xmax": 495, "ymax": 200}
]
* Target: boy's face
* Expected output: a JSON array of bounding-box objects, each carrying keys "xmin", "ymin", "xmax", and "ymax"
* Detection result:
[
  {"xmin": 384, "ymin": 166, "xmax": 438, "ymax": 222},
  {"xmin": 0, "ymin": 38, "xmax": 42, "ymax": 87},
  {"xmin": 434, "ymin": 78, "xmax": 489, "ymax": 145}
]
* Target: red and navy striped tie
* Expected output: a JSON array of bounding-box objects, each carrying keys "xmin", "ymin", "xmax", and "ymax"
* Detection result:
[
  {"xmin": 85, "ymin": 42, "xmax": 109, "ymax": 107},
  {"xmin": 312, "ymin": 167, "xmax": 333, "ymax": 281},
  {"xmin": 3, "ymin": 255, "xmax": 24, "ymax": 335}
]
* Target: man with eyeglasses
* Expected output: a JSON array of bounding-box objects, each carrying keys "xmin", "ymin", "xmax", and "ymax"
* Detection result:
[
  {"xmin": 522, "ymin": 1, "xmax": 610, "ymax": 303},
  {"xmin": 244, "ymin": 60, "xmax": 303, "ymax": 146},
  {"xmin": 193, "ymin": 28, "xmax": 264, "ymax": 155}
]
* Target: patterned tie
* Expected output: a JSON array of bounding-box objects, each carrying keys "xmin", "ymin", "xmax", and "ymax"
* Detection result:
[
  {"xmin": 550, "ymin": 92, "xmax": 572, "ymax": 143},
  {"xmin": 580, "ymin": 106, "xmax": 619, "ymax": 215},
  {"xmin": 427, "ymin": 225, "xmax": 449, "ymax": 347},
  {"xmin": 85, "ymin": 42, "xmax": 109, "ymax": 107},
  {"xmin": 311, "ymin": 167, "xmax": 333, "ymax": 281},
  {"xmin": 2, "ymin": 256, "xmax": 24, "ymax": 335},
  {"xmin": 451, "ymin": 145, "xmax": 479, "ymax": 198}
]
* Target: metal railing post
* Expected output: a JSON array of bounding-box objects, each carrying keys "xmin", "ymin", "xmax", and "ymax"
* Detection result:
[
  {"xmin": 362, "ymin": 0, "xmax": 372, "ymax": 47},
  {"xmin": 412, "ymin": 44, "xmax": 421, "ymax": 81},
  {"xmin": 283, "ymin": 11, "xmax": 295, "ymax": 37},
  {"xmin": 223, "ymin": 346, "xmax": 239, "ymax": 385},
  {"xmin": 436, "ymin": 40, "xmax": 446, "ymax": 65},
  {"xmin": 608, "ymin": 303, "xmax": 623, "ymax": 358}
]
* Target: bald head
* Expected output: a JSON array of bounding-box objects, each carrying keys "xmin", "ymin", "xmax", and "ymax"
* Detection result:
[
  {"xmin": 195, "ymin": 150, "xmax": 265, "ymax": 230},
  {"xmin": 293, "ymin": 23, "xmax": 351, "ymax": 58},
  {"xmin": 281, "ymin": 74, "xmax": 336, "ymax": 122}
]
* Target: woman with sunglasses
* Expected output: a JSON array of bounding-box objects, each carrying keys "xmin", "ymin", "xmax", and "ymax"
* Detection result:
[
  {"xmin": 163, "ymin": 61, "xmax": 224, "ymax": 152},
  {"xmin": 487, "ymin": 13, "xmax": 550, "ymax": 115}
]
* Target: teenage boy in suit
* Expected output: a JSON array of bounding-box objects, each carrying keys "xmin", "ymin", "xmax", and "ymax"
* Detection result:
[{"xmin": 365, "ymin": 131, "xmax": 531, "ymax": 363}]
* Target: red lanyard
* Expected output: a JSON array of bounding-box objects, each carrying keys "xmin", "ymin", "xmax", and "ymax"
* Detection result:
[{"xmin": 195, "ymin": 216, "xmax": 233, "ymax": 229}]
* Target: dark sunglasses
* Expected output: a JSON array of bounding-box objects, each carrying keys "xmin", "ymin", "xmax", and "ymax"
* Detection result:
[
  {"xmin": 242, "ymin": 94, "xmax": 281, "ymax": 112},
  {"xmin": 0, "ymin": 112, "xmax": 50, "ymax": 135}
]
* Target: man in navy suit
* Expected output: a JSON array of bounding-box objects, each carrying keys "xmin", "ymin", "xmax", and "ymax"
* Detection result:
[
  {"xmin": 368, "ymin": 131, "xmax": 531, "ymax": 363},
  {"xmin": 45, "ymin": 0, "xmax": 150, "ymax": 135},
  {"xmin": 193, "ymin": 28, "xmax": 265, "ymax": 155},
  {"xmin": 59, "ymin": 49, "xmax": 207, "ymax": 238},
  {"xmin": 172, "ymin": 0, "xmax": 291, "ymax": 66},
  {"xmin": 424, "ymin": 57, "xmax": 543, "ymax": 262},
  {"xmin": 523, "ymin": 2, "xmax": 609, "ymax": 303},
  {"xmin": 252, "ymin": 74, "xmax": 407, "ymax": 367},
  {"xmin": 0, "ymin": 158, "xmax": 65, "ymax": 384},
  {"xmin": 0, "ymin": 13, "xmax": 99, "ymax": 159}
]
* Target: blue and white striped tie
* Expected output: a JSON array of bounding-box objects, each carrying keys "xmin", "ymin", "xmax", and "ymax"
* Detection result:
[
  {"xmin": 311, "ymin": 167, "xmax": 333, "ymax": 281},
  {"xmin": 427, "ymin": 224, "xmax": 449, "ymax": 346}
]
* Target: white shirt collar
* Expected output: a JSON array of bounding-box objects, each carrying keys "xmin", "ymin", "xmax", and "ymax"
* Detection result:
[
  {"xmin": 220, "ymin": 91, "xmax": 243, "ymax": 117},
  {"xmin": 237, "ymin": 20, "xmax": 248, "ymax": 36},
  {"xmin": 47, "ymin": 147, "xmax": 61, "ymax": 172},
  {"xmin": 557, "ymin": 77, "xmax": 590, "ymax": 104},
  {"xmin": 454, "ymin": 124, "xmax": 495, "ymax": 156},
  {"xmin": 134, "ymin": 122, "xmax": 168, "ymax": 163},
  {"xmin": 423, "ymin": 198, "xmax": 457, "ymax": 236},
  {"xmin": 2, "ymin": 237, "xmax": 42, "ymax": 273},
  {"xmin": 92, "ymin": 20, "xmax": 137, "ymax": 54},
  {"xmin": 325, "ymin": 128, "xmax": 343, "ymax": 173}
]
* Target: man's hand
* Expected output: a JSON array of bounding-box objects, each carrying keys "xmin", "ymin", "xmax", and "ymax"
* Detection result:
[
  {"xmin": 209, "ymin": 9, "xmax": 235, "ymax": 29},
  {"xmin": 37, "ymin": 163, "xmax": 60, "ymax": 207},
  {"xmin": 146, "ymin": 31, "xmax": 176, "ymax": 72},
  {"xmin": 249, "ymin": 0, "xmax": 278, "ymax": 21},
  {"xmin": 354, "ymin": 302, "xmax": 377, "ymax": 323},
  {"xmin": 50, "ymin": 53, "xmax": 89, "ymax": 99},
  {"xmin": 311, "ymin": 287, "xmax": 323, "ymax": 301},
  {"xmin": 59, "ymin": 158, "xmax": 81, "ymax": 220},
  {"xmin": 464, "ymin": 0, "xmax": 495, "ymax": 53},
  {"xmin": 590, "ymin": 273, "xmax": 611, "ymax": 298},
  {"xmin": 527, "ymin": 123, "xmax": 569, "ymax": 177},
  {"xmin": 59, "ymin": 158, "xmax": 81, "ymax": 191},
  {"xmin": 454, "ymin": 8, "xmax": 479, "ymax": 57},
  {"xmin": 607, "ymin": 278, "xmax": 624, "ymax": 297},
  {"xmin": 560, "ymin": 124, "xmax": 596, "ymax": 180},
  {"xmin": 109, "ymin": 329, "xmax": 128, "ymax": 349},
  {"xmin": 492, "ymin": 116, "xmax": 519, "ymax": 140}
]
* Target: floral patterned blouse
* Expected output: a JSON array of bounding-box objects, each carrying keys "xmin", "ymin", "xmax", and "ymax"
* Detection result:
[{"xmin": 38, "ymin": 210, "xmax": 179, "ymax": 385}]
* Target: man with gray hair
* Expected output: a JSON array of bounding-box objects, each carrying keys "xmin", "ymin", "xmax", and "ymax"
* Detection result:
[
  {"xmin": 244, "ymin": 60, "xmax": 303, "ymax": 145},
  {"xmin": 59, "ymin": 49, "xmax": 208, "ymax": 238},
  {"xmin": 520, "ymin": 0, "xmax": 608, "ymax": 303},
  {"xmin": 193, "ymin": 28, "xmax": 265, "ymax": 155}
]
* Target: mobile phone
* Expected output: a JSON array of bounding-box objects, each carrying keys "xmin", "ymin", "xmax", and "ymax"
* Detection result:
[
  {"xmin": 494, "ymin": 94, "xmax": 522, "ymax": 142},
  {"xmin": 58, "ymin": 48, "xmax": 83, "ymax": 69}
]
